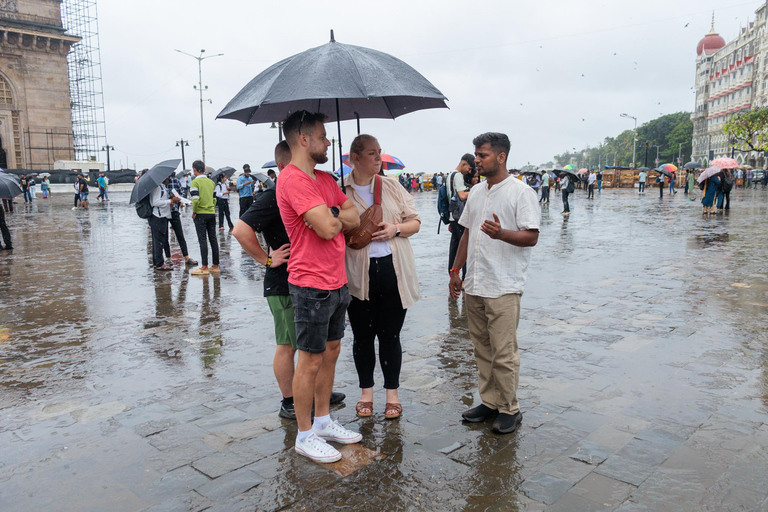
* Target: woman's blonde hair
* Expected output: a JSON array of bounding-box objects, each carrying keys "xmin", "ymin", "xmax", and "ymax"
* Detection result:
[{"xmin": 349, "ymin": 134, "xmax": 378, "ymax": 166}]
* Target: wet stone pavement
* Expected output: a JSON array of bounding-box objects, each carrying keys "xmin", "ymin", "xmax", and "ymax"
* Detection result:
[{"xmin": 1, "ymin": 185, "xmax": 768, "ymax": 511}]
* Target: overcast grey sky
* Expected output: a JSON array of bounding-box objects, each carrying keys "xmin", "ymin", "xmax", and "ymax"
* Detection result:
[{"xmin": 97, "ymin": 0, "xmax": 760, "ymax": 173}]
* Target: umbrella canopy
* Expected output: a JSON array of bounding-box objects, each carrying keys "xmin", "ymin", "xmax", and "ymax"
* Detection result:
[
  {"xmin": 652, "ymin": 167, "xmax": 674, "ymax": 179},
  {"xmin": 697, "ymin": 166, "xmax": 722, "ymax": 183},
  {"xmin": 563, "ymin": 165, "xmax": 575, "ymax": 170},
  {"xmin": 577, "ymin": 168, "xmax": 588, "ymax": 175},
  {"xmin": 217, "ymin": 31, "xmax": 448, "ymax": 125},
  {"xmin": 176, "ymin": 169, "xmax": 192, "ymax": 176},
  {"xmin": 342, "ymin": 152, "xmax": 405, "ymax": 170},
  {"xmin": 129, "ymin": 159, "xmax": 181, "ymax": 204},
  {"xmin": 210, "ymin": 167, "xmax": 236, "ymax": 182},
  {"xmin": 262, "ymin": 160, "xmax": 277, "ymax": 169},
  {"xmin": 683, "ymin": 161, "xmax": 701, "ymax": 170},
  {"xmin": 659, "ymin": 163, "xmax": 678, "ymax": 173},
  {"xmin": 253, "ymin": 172, "xmax": 275, "ymax": 189},
  {"xmin": 553, "ymin": 168, "xmax": 579, "ymax": 178},
  {"xmin": 336, "ymin": 163, "xmax": 353, "ymax": 179},
  {"xmin": 0, "ymin": 173, "xmax": 22, "ymax": 199},
  {"xmin": 711, "ymin": 157, "xmax": 738, "ymax": 169}
]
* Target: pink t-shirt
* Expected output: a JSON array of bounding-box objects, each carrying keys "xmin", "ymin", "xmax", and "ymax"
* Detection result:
[{"xmin": 276, "ymin": 165, "xmax": 349, "ymax": 290}]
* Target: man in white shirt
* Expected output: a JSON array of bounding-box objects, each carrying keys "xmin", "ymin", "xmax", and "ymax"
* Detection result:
[
  {"xmin": 149, "ymin": 176, "xmax": 180, "ymax": 271},
  {"xmin": 638, "ymin": 169, "xmax": 647, "ymax": 193},
  {"xmin": 448, "ymin": 154, "xmax": 475, "ymax": 276},
  {"xmin": 449, "ymin": 132, "xmax": 540, "ymax": 435},
  {"xmin": 587, "ymin": 170, "xmax": 597, "ymax": 199}
]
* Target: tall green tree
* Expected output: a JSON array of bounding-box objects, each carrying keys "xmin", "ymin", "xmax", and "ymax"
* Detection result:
[{"xmin": 723, "ymin": 108, "xmax": 768, "ymax": 154}]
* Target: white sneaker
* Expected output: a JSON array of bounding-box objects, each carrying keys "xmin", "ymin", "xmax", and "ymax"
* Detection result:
[
  {"xmin": 295, "ymin": 432, "xmax": 341, "ymax": 463},
  {"xmin": 313, "ymin": 419, "xmax": 362, "ymax": 444}
]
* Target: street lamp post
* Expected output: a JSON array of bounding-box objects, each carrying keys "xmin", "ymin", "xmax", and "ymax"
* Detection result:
[
  {"xmin": 653, "ymin": 144, "xmax": 662, "ymax": 166},
  {"xmin": 270, "ymin": 122, "xmax": 283, "ymax": 142},
  {"xmin": 644, "ymin": 141, "xmax": 650, "ymax": 167},
  {"xmin": 620, "ymin": 113, "xmax": 637, "ymax": 168},
  {"xmin": 175, "ymin": 49, "xmax": 224, "ymax": 164},
  {"xmin": 678, "ymin": 142, "xmax": 684, "ymax": 165},
  {"xmin": 176, "ymin": 139, "xmax": 189, "ymax": 169},
  {"xmin": 101, "ymin": 145, "xmax": 114, "ymax": 171}
]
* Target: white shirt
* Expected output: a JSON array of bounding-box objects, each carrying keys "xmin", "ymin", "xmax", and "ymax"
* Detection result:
[
  {"xmin": 451, "ymin": 172, "xmax": 467, "ymax": 197},
  {"xmin": 638, "ymin": 172, "xmax": 647, "ymax": 183},
  {"xmin": 588, "ymin": 173, "xmax": 597, "ymax": 185},
  {"xmin": 351, "ymin": 183, "xmax": 391, "ymax": 258},
  {"xmin": 150, "ymin": 184, "xmax": 172, "ymax": 219},
  {"xmin": 436, "ymin": 175, "xmax": 443, "ymax": 186},
  {"xmin": 458, "ymin": 176, "xmax": 540, "ymax": 299},
  {"xmin": 215, "ymin": 182, "xmax": 229, "ymax": 199}
]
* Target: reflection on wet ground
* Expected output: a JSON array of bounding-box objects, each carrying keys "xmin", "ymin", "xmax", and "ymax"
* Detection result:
[{"xmin": 1, "ymin": 187, "xmax": 767, "ymax": 511}]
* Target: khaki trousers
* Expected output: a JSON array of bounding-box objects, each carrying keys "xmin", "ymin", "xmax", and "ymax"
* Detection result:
[{"xmin": 465, "ymin": 293, "xmax": 521, "ymax": 415}]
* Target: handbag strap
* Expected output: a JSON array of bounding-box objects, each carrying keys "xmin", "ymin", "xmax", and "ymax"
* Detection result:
[{"xmin": 373, "ymin": 175, "xmax": 382, "ymax": 206}]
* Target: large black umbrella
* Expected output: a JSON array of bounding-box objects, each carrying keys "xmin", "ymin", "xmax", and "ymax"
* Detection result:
[
  {"xmin": 210, "ymin": 167, "xmax": 236, "ymax": 182},
  {"xmin": 652, "ymin": 168, "xmax": 673, "ymax": 179},
  {"xmin": 0, "ymin": 173, "xmax": 22, "ymax": 199},
  {"xmin": 217, "ymin": 30, "xmax": 448, "ymax": 189},
  {"xmin": 684, "ymin": 161, "xmax": 701, "ymax": 170},
  {"xmin": 129, "ymin": 159, "xmax": 181, "ymax": 204}
]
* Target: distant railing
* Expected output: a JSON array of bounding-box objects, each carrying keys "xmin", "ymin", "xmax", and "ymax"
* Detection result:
[{"xmin": 0, "ymin": 9, "xmax": 61, "ymax": 29}]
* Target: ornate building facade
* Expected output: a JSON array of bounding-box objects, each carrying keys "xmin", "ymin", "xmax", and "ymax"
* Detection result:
[{"xmin": 0, "ymin": 0, "xmax": 78, "ymax": 170}]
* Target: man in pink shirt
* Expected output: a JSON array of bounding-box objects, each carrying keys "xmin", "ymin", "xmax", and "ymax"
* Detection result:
[{"xmin": 276, "ymin": 110, "xmax": 361, "ymax": 463}]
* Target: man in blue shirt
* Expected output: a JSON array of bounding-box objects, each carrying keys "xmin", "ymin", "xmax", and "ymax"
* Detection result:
[{"xmin": 237, "ymin": 164, "xmax": 255, "ymax": 217}]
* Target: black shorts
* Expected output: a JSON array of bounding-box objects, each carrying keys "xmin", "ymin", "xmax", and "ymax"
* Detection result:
[{"xmin": 288, "ymin": 284, "xmax": 350, "ymax": 353}]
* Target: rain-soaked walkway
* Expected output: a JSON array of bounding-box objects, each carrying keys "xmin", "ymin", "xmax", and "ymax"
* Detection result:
[{"xmin": 1, "ymin": 185, "xmax": 768, "ymax": 511}]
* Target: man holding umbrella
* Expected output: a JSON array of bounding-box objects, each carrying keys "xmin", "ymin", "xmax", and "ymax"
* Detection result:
[
  {"xmin": 276, "ymin": 111, "xmax": 361, "ymax": 463},
  {"xmin": 0, "ymin": 173, "xmax": 19, "ymax": 250},
  {"xmin": 149, "ymin": 177, "xmax": 181, "ymax": 271}
]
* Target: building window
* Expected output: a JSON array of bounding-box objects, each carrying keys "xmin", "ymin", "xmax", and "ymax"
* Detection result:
[{"xmin": 0, "ymin": 76, "xmax": 13, "ymax": 105}]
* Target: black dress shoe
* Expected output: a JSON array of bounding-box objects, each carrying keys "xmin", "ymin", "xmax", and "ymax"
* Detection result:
[
  {"xmin": 462, "ymin": 404, "xmax": 498, "ymax": 423},
  {"xmin": 330, "ymin": 391, "xmax": 346, "ymax": 405},
  {"xmin": 492, "ymin": 412, "xmax": 522, "ymax": 434}
]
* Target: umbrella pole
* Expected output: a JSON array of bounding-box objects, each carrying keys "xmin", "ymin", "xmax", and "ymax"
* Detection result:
[
  {"xmin": 336, "ymin": 98, "xmax": 345, "ymax": 193},
  {"xmin": 355, "ymin": 112, "xmax": 360, "ymax": 135}
]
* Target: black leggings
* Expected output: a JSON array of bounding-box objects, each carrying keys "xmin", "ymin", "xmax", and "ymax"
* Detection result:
[
  {"xmin": 348, "ymin": 255, "xmax": 407, "ymax": 389},
  {"xmin": 193, "ymin": 214, "xmax": 219, "ymax": 266},
  {"xmin": 217, "ymin": 198, "xmax": 234, "ymax": 229},
  {"xmin": 562, "ymin": 191, "xmax": 570, "ymax": 212},
  {"xmin": 168, "ymin": 210, "xmax": 189, "ymax": 257}
]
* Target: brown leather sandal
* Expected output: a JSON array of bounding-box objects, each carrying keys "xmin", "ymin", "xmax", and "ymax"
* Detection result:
[
  {"xmin": 356, "ymin": 401, "xmax": 373, "ymax": 418},
  {"xmin": 384, "ymin": 402, "xmax": 402, "ymax": 420}
]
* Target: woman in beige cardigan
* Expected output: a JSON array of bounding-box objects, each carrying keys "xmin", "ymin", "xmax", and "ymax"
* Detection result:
[{"xmin": 344, "ymin": 134, "xmax": 421, "ymax": 420}]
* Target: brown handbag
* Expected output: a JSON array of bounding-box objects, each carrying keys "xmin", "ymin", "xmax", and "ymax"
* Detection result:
[{"xmin": 344, "ymin": 175, "xmax": 383, "ymax": 250}]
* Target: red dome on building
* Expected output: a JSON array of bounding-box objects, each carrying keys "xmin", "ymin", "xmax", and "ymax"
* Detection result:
[{"xmin": 697, "ymin": 30, "xmax": 726, "ymax": 56}]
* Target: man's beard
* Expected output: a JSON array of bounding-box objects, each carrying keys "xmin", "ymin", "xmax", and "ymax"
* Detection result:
[
  {"xmin": 483, "ymin": 160, "xmax": 503, "ymax": 178},
  {"xmin": 310, "ymin": 149, "xmax": 328, "ymax": 164}
]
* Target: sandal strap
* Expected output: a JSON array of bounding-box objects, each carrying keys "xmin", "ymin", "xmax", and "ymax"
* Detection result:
[
  {"xmin": 356, "ymin": 401, "xmax": 373, "ymax": 414},
  {"xmin": 385, "ymin": 403, "xmax": 402, "ymax": 414}
]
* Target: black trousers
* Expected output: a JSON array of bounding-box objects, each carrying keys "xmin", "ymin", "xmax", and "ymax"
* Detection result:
[
  {"xmin": 638, "ymin": 182, "xmax": 645, "ymax": 192},
  {"xmin": 149, "ymin": 215, "xmax": 169, "ymax": 268},
  {"xmin": 0, "ymin": 206, "xmax": 11, "ymax": 248},
  {"xmin": 659, "ymin": 182, "xmax": 664, "ymax": 198},
  {"xmin": 588, "ymin": 184, "xmax": 594, "ymax": 198},
  {"xmin": 724, "ymin": 190, "xmax": 731, "ymax": 209},
  {"xmin": 562, "ymin": 191, "xmax": 570, "ymax": 212},
  {"xmin": 238, "ymin": 196, "xmax": 253, "ymax": 218},
  {"xmin": 217, "ymin": 198, "xmax": 234, "ymax": 228},
  {"xmin": 2, "ymin": 198, "xmax": 12, "ymax": 213},
  {"xmin": 348, "ymin": 255, "xmax": 407, "ymax": 389},
  {"xmin": 74, "ymin": 193, "xmax": 80, "ymax": 207},
  {"xmin": 168, "ymin": 210, "xmax": 189, "ymax": 257},
  {"xmin": 448, "ymin": 221, "xmax": 466, "ymax": 278},
  {"xmin": 540, "ymin": 186, "xmax": 549, "ymax": 203},
  {"xmin": 193, "ymin": 214, "xmax": 219, "ymax": 266}
]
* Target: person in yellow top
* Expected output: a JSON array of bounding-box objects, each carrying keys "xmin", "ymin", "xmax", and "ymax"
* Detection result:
[{"xmin": 189, "ymin": 160, "xmax": 219, "ymax": 275}]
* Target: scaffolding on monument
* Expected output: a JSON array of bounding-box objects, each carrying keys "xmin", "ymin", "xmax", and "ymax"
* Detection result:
[{"xmin": 61, "ymin": 0, "xmax": 106, "ymax": 162}]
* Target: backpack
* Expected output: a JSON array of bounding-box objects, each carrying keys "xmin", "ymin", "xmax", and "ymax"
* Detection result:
[
  {"xmin": 566, "ymin": 178, "xmax": 575, "ymax": 194},
  {"xmin": 449, "ymin": 194, "xmax": 466, "ymax": 221},
  {"xmin": 135, "ymin": 195, "xmax": 153, "ymax": 219},
  {"xmin": 437, "ymin": 171, "xmax": 457, "ymax": 229}
]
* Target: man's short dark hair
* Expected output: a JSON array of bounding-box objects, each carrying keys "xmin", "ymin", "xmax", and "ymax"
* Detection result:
[
  {"xmin": 282, "ymin": 110, "xmax": 327, "ymax": 146},
  {"xmin": 274, "ymin": 140, "xmax": 291, "ymax": 168},
  {"xmin": 192, "ymin": 160, "xmax": 205, "ymax": 172},
  {"xmin": 460, "ymin": 153, "xmax": 476, "ymax": 171},
  {"xmin": 473, "ymin": 132, "xmax": 510, "ymax": 161}
]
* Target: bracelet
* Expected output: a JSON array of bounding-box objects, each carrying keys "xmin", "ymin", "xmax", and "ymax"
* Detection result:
[
  {"xmin": 266, "ymin": 256, "xmax": 272, "ymax": 268},
  {"xmin": 449, "ymin": 268, "xmax": 461, "ymax": 275}
]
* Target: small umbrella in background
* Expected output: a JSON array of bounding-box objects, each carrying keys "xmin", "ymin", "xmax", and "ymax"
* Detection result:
[
  {"xmin": 262, "ymin": 160, "xmax": 277, "ymax": 169},
  {"xmin": 563, "ymin": 164, "xmax": 576, "ymax": 170},
  {"xmin": 0, "ymin": 173, "xmax": 22, "ymax": 199},
  {"xmin": 652, "ymin": 167, "xmax": 674, "ymax": 179},
  {"xmin": 336, "ymin": 163, "xmax": 353, "ymax": 178},
  {"xmin": 697, "ymin": 166, "xmax": 722, "ymax": 183},
  {"xmin": 659, "ymin": 163, "xmax": 678, "ymax": 174},
  {"xmin": 342, "ymin": 153, "xmax": 405, "ymax": 170},
  {"xmin": 553, "ymin": 168, "xmax": 579, "ymax": 178},
  {"xmin": 210, "ymin": 167, "xmax": 236, "ymax": 182},
  {"xmin": 577, "ymin": 168, "xmax": 588, "ymax": 175},
  {"xmin": 684, "ymin": 161, "xmax": 701, "ymax": 170},
  {"xmin": 176, "ymin": 169, "xmax": 192, "ymax": 176},
  {"xmin": 129, "ymin": 159, "xmax": 181, "ymax": 204},
  {"xmin": 253, "ymin": 172, "xmax": 275, "ymax": 189},
  {"xmin": 711, "ymin": 157, "xmax": 738, "ymax": 169}
]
